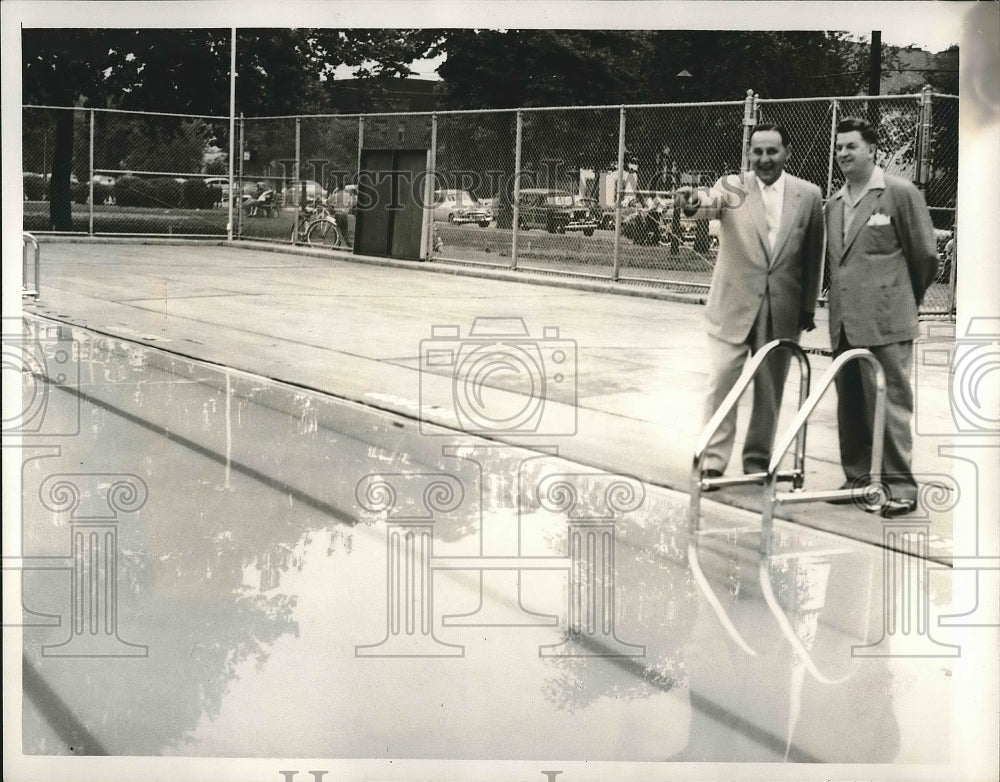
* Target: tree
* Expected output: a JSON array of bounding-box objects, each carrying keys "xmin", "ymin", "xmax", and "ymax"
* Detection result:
[
  {"xmin": 22, "ymin": 28, "xmax": 436, "ymax": 228},
  {"xmin": 429, "ymin": 30, "xmax": 876, "ymax": 110},
  {"xmin": 424, "ymin": 30, "xmax": 883, "ymax": 195}
]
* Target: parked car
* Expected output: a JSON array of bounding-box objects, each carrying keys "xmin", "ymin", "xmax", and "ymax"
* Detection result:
[
  {"xmin": 577, "ymin": 196, "xmax": 611, "ymax": 229},
  {"xmin": 494, "ymin": 188, "xmax": 597, "ymax": 236},
  {"xmin": 282, "ymin": 180, "xmax": 326, "ymax": 207},
  {"xmin": 328, "ymin": 185, "xmax": 358, "ymax": 214},
  {"xmin": 618, "ymin": 191, "xmax": 720, "ymax": 248},
  {"xmin": 432, "ymin": 189, "xmax": 492, "ymax": 226},
  {"xmin": 91, "ymin": 174, "xmax": 117, "ymax": 187}
]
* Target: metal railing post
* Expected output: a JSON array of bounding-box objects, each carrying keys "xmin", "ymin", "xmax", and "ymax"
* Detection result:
[
  {"xmin": 689, "ymin": 338, "xmax": 811, "ymax": 531},
  {"xmin": 510, "ymin": 109, "xmax": 523, "ymax": 271},
  {"xmin": 22, "ymin": 233, "xmax": 40, "ymax": 299},
  {"xmin": 762, "ymin": 349, "xmax": 887, "ymax": 544},
  {"xmin": 88, "ymin": 109, "xmax": 95, "ymax": 236},
  {"xmin": 612, "ymin": 106, "xmax": 626, "ymax": 281}
]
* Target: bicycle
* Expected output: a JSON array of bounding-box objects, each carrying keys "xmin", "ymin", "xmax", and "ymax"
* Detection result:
[{"xmin": 291, "ymin": 197, "xmax": 346, "ymax": 249}]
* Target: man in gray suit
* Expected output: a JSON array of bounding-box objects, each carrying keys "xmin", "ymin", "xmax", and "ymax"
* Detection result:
[
  {"xmin": 678, "ymin": 123, "xmax": 824, "ymax": 486},
  {"xmin": 825, "ymin": 117, "xmax": 938, "ymax": 517}
]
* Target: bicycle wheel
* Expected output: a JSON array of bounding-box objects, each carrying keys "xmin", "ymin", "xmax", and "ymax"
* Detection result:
[{"xmin": 306, "ymin": 217, "xmax": 343, "ymax": 249}]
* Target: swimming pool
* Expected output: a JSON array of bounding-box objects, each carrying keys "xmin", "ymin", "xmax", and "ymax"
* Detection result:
[{"xmin": 7, "ymin": 313, "xmax": 956, "ymax": 766}]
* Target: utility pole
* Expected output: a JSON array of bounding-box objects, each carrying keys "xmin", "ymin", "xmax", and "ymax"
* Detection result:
[
  {"xmin": 868, "ymin": 31, "xmax": 882, "ymax": 128},
  {"xmin": 869, "ymin": 31, "xmax": 882, "ymax": 96}
]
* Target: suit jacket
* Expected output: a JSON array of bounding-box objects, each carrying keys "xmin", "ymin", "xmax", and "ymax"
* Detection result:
[
  {"xmin": 689, "ymin": 171, "xmax": 824, "ymax": 345},
  {"xmin": 825, "ymin": 172, "xmax": 938, "ymax": 349}
]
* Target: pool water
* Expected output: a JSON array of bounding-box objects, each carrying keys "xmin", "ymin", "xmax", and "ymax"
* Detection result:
[{"xmin": 8, "ymin": 314, "xmax": 955, "ymax": 763}]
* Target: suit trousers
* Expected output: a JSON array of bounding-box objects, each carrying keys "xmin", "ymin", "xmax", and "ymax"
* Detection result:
[
  {"xmin": 702, "ymin": 304, "xmax": 792, "ymax": 474},
  {"xmin": 833, "ymin": 328, "xmax": 917, "ymax": 501}
]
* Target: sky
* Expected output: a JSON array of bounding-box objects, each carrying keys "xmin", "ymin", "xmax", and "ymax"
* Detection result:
[{"xmin": 336, "ymin": 27, "xmax": 961, "ymax": 82}]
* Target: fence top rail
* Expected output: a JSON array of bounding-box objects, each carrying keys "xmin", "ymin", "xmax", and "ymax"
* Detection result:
[
  {"xmin": 244, "ymin": 99, "xmax": 749, "ymax": 121},
  {"xmin": 757, "ymin": 92, "xmax": 931, "ymax": 104},
  {"xmin": 97, "ymin": 169, "xmax": 222, "ymax": 179},
  {"xmin": 26, "ymin": 93, "xmax": 953, "ymax": 123},
  {"xmin": 24, "ymin": 104, "xmax": 229, "ymax": 121}
]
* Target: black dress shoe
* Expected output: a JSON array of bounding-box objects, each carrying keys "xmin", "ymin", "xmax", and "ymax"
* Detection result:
[
  {"xmin": 700, "ymin": 469, "xmax": 723, "ymax": 492},
  {"xmin": 825, "ymin": 478, "xmax": 871, "ymax": 505},
  {"xmin": 878, "ymin": 498, "xmax": 918, "ymax": 518}
]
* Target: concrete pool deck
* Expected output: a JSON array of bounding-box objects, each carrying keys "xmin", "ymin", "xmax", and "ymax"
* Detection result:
[{"xmin": 22, "ymin": 238, "xmax": 963, "ymax": 554}]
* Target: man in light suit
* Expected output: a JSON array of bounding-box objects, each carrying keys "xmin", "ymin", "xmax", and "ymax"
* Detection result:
[
  {"xmin": 677, "ymin": 123, "xmax": 824, "ymax": 486},
  {"xmin": 825, "ymin": 117, "xmax": 938, "ymax": 517}
]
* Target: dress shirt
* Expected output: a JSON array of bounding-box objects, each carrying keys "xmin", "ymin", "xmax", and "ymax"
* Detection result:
[
  {"xmin": 757, "ymin": 172, "xmax": 785, "ymax": 253},
  {"xmin": 836, "ymin": 165, "xmax": 887, "ymax": 243}
]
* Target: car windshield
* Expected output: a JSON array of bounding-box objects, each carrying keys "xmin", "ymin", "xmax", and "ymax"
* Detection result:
[
  {"xmin": 546, "ymin": 195, "xmax": 574, "ymax": 207},
  {"xmin": 437, "ymin": 190, "xmax": 480, "ymax": 207}
]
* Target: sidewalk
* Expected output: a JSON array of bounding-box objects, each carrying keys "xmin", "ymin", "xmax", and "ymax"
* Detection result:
[{"xmin": 22, "ymin": 239, "xmax": 959, "ymax": 554}]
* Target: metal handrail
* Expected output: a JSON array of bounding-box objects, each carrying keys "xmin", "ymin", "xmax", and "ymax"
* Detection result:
[
  {"xmin": 689, "ymin": 338, "xmax": 811, "ymax": 533},
  {"xmin": 22, "ymin": 232, "xmax": 40, "ymax": 299},
  {"xmin": 687, "ymin": 338, "xmax": 810, "ymax": 657},
  {"xmin": 762, "ymin": 349, "xmax": 887, "ymax": 546},
  {"xmin": 688, "ymin": 346, "xmax": 884, "ymax": 684},
  {"xmin": 751, "ymin": 348, "xmax": 886, "ymax": 685}
]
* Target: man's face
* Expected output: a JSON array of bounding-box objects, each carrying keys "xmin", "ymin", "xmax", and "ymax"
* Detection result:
[
  {"xmin": 749, "ymin": 129, "xmax": 788, "ymax": 186},
  {"xmin": 835, "ymin": 130, "xmax": 876, "ymax": 178}
]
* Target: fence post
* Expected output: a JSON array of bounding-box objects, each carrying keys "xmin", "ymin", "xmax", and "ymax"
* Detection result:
[
  {"xmin": 826, "ymin": 99, "xmax": 839, "ymax": 199},
  {"xmin": 88, "ymin": 109, "xmax": 95, "ymax": 237},
  {"xmin": 237, "ymin": 114, "xmax": 245, "ymax": 239},
  {"xmin": 917, "ymin": 85, "xmax": 934, "ymax": 187},
  {"xmin": 511, "ymin": 109, "xmax": 523, "ymax": 271},
  {"xmin": 740, "ymin": 89, "xmax": 756, "ymax": 172},
  {"xmin": 294, "ymin": 116, "xmax": 301, "ymax": 186},
  {"xmin": 424, "ymin": 113, "xmax": 438, "ymax": 260},
  {"xmin": 356, "ymin": 116, "xmax": 365, "ymax": 184},
  {"xmin": 612, "ymin": 106, "xmax": 626, "ymax": 281}
]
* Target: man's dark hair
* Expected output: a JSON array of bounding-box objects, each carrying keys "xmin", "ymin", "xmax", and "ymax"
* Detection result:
[
  {"xmin": 836, "ymin": 117, "xmax": 879, "ymax": 146},
  {"xmin": 749, "ymin": 122, "xmax": 791, "ymax": 147}
]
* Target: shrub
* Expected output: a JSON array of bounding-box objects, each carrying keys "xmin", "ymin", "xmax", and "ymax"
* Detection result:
[
  {"xmin": 23, "ymin": 173, "xmax": 47, "ymax": 201},
  {"xmin": 113, "ymin": 175, "xmax": 153, "ymax": 207},
  {"xmin": 182, "ymin": 178, "xmax": 220, "ymax": 209},
  {"xmin": 92, "ymin": 183, "xmax": 113, "ymax": 204},
  {"xmin": 114, "ymin": 176, "xmax": 184, "ymax": 208},
  {"xmin": 158, "ymin": 179, "xmax": 185, "ymax": 208}
]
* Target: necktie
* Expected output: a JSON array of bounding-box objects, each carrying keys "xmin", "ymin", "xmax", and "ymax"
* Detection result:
[{"xmin": 762, "ymin": 184, "xmax": 780, "ymax": 253}]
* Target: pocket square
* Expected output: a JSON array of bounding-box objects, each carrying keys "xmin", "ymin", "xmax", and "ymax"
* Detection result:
[{"xmin": 867, "ymin": 212, "xmax": 892, "ymax": 226}]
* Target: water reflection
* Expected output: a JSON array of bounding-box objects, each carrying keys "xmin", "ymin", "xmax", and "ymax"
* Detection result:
[{"xmin": 11, "ymin": 316, "xmax": 951, "ymax": 762}]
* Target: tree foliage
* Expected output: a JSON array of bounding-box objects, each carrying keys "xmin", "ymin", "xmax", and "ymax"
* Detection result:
[
  {"xmin": 21, "ymin": 28, "xmax": 434, "ymax": 228},
  {"xmin": 428, "ymin": 30, "xmax": 875, "ymax": 109}
]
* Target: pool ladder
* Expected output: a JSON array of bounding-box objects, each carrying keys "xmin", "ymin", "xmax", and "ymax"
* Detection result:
[
  {"xmin": 23, "ymin": 232, "xmax": 40, "ymax": 299},
  {"xmin": 688, "ymin": 339, "xmax": 886, "ymax": 684}
]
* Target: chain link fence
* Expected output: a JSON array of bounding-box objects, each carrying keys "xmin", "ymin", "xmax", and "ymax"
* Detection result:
[
  {"xmin": 23, "ymin": 106, "xmax": 231, "ymax": 237},
  {"xmin": 22, "ymin": 90, "xmax": 958, "ymax": 313}
]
